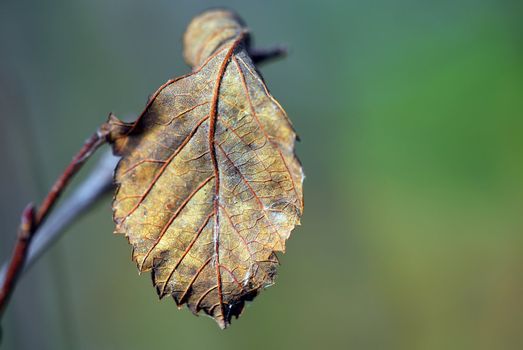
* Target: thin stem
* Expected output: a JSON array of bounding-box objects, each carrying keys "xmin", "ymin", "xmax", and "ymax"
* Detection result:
[
  {"xmin": 0, "ymin": 204, "xmax": 35, "ymax": 316},
  {"xmin": 0, "ymin": 151, "xmax": 117, "ymax": 286},
  {"xmin": 0, "ymin": 126, "xmax": 110, "ymax": 318},
  {"xmin": 35, "ymin": 129, "xmax": 107, "ymax": 225}
]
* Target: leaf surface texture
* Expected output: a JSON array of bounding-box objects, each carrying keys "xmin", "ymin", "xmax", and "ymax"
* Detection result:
[{"xmin": 108, "ymin": 9, "xmax": 303, "ymax": 328}]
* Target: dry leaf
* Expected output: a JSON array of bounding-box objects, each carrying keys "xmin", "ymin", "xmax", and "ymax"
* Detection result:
[{"xmin": 107, "ymin": 9, "xmax": 303, "ymax": 328}]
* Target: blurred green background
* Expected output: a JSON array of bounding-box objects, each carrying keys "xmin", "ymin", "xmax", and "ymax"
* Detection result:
[{"xmin": 1, "ymin": 0, "xmax": 522, "ymax": 349}]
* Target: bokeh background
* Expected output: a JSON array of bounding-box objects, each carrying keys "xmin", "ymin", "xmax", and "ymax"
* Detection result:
[{"xmin": 1, "ymin": 0, "xmax": 522, "ymax": 349}]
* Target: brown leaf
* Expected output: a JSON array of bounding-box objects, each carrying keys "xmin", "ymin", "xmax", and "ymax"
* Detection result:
[{"xmin": 107, "ymin": 9, "xmax": 303, "ymax": 328}]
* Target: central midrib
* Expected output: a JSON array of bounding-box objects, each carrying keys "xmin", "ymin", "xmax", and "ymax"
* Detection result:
[{"xmin": 207, "ymin": 33, "xmax": 245, "ymax": 326}]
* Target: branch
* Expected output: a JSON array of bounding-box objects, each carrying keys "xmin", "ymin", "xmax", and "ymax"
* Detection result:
[
  {"xmin": 35, "ymin": 128, "xmax": 108, "ymax": 225},
  {"xmin": 0, "ymin": 204, "xmax": 35, "ymax": 316},
  {"xmin": 0, "ymin": 126, "xmax": 118, "ymax": 318},
  {"xmin": 0, "ymin": 151, "xmax": 117, "ymax": 280}
]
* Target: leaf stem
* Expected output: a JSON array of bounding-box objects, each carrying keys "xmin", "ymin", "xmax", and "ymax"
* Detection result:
[
  {"xmin": 0, "ymin": 204, "xmax": 35, "ymax": 317},
  {"xmin": 35, "ymin": 128, "xmax": 107, "ymax": 225},
  {"xmin": 0, "ymin": 125, "xmax": 111, "ymax": 318}
]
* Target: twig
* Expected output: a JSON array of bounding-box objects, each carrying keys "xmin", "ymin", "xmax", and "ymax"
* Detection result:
[
  {"xmin": 0, "ymin": 204, "xmax": 35, "ymax": 316},
  {"xmin": 0, "ymin": 126, "xmax": 115, "ymax": 318},
  {"xmin": 35, "ymin": 128, "xmax": 108, "ymax": 225},
  {"xmin": 0, "ymin": 151, "xmax": 117, "ymax": 281}
]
